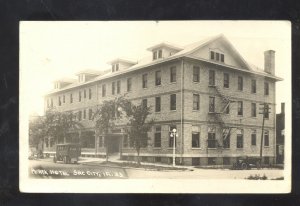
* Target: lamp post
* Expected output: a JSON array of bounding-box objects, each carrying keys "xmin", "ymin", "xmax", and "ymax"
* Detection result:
[{"xmin": 170, "ymin": 128, "xmax": 178, "ymax": 167}]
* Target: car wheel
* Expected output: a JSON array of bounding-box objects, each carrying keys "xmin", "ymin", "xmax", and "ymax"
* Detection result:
[{"xmin": 241, "ymin": 163, "xmax": 248, "ymax": 170}]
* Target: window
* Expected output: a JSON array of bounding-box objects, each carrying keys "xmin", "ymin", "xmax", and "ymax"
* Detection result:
[
  {"xmin": 153, "ymin": 51, "xmax": 157, "ymax": 60},
  {"xmin": 102, "ymin": 84, "xmax": 106, "ymax": 97},
  {"xmin": 99, "ymin": 136, "xmax": 103, "ymax": 147},
  {"xmin": 170, "ymin": 94, "xmax": 176, "ymax": 110},
  {"xmin": 58, "ymin": 96, "xmax": 61, "ymax": 106},
  {"xmin": 154, "ymin": 126, "xmax": 161, "ymax": 147},
  {"xmin": 88, "ymin": 109, "xmax": 92, "ymax": 120},
  {"xmin": 224, "ymin": 73, "xmax": 229, "ymax": 88},
  {"xmin": 237, "ymin": 130, "xmax": 243, "ymax": 148},
  {"xmin": 155, "ymin": 70, "xmax": 161, "ymax": 86},
  {"xmin": 209, "ymin": 70, "xmax": 215, "ymax": 86},
  {"xmin": 79, "ymin": 91, "xmax": 81, "ymax": 102},
  {"xmin": 264, "ymin": 104, "xmax": 270, "ymax": 119},
  {"xmin": 225, "ymin": 104, "xmax": 230, "ymax": 114},
  {"xmin": 170, "ymin": 67, "xmax": 176, "ymax": 83},
  {"xmin": 193, "ymin": 94, "xmax": 200, "ymax": 110},
  {"xmin": 89, "ymin": 88, "xmax": 92, "ymax": 99},
  {"xmin": 169, "ymin": 125, "xmax": 177, "ymax": 147},
  {"xmin": 192, "ymin": 132, "xmax": 200, "ymax": 148},
  {"xmin": 208, "ymin": 127, "xmax": 216, "ymax": 148},
  {"xmin": 127, "ymin": 78, "xmax": 132, "ymax": 92},
  {"xmin": 142, "ymin": 99, "xmax": 147, "ymax": 109},
  {"xmin": 210, "ymin": 51, "xmax": 215, "ymax": 60},
  {"xmin": 78, "ymin": 111, "xmax": 82, "ymax": 121},
  {"xmin": 208, "ymin": 157, "xmax": 216, "ymax": 165},
  {"xmin": 251, "ymin": 103, "xmax": 257, "ymax": 117},
  {"xmin": 216, "ymin": 52, "xmax": 220, "ymax": 61},
  {"xmin": 63, "ymin": 95, "xmax": 65, "ymax": 103},
  {"xmin": 251, "ymin": 79, "xmax": 256, "ymax": 93},
  {"xmin": 221, "ymin": 54, "xmax": 224, "ymax": 62},
  {"xmin": 223, "ymin": 134, "xmax": 230, "ymax": 148},
  {"xmin": 238, "ymin": 76, "xmax": 243, "ymax": 91},
  {"xmin": 193, "ymin": 66, "xmax": 200, "ymax": 82},
  {"xmin": 84, "ymin": 89, "xmax": 86, "ymax": 98},
  {"xmin": 158, "ymin": 50, "xmax": 162, "ymax": 58},
  {"xmin": 117, "ymin": 80, "xmax": 121, "ymax": 94},
  {"xmin": 112, "ymin": 82, "xmax": 115, "ymax": 95},
  {"xmin": 70, "ymin": 94, "xmax": 73, "ymax": 103},
  {"xmin": 155, "ymin": 96, "xmax": 161, "ymax": 112},
  {"xmin": 251, "ymin": 131, "xmax": 256, "ymax": 146},
  {"xmin": 223, "ymin": 157, "xmax": 230, "ymax": 165},
  {"xmin": 209, "ymin": 96, "xmax": 215, "ymax": 113},
  {"xmin": 264, "ymin": 82, "xmax": 269, "ymax": 95},
  {"xmin": 237, "ymin": 101, "xmax": 243, "ymax": 116},
  {"xmin": 83, "ymin": 109, "xmax": 86, "ymax": 119},
  {"xmin": 264, "ymin": 131, "xmax": 269, "ymax": 147},
  {"xmin": 115, "ymin": 63, "xmax": 119, "ymax": 71},
  {"xmin": 142, "ymin": 74, "xmax": 148, "ymax": 88}
]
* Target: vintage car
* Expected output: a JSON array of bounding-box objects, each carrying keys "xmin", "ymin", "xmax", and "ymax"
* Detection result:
[
  {"xmin": 53, "ymin": 143, "xmax": 81, "ymax": 164},
  {"xmin": 232, "ymin": 156, "xmax": 262, "ymax": 170}
]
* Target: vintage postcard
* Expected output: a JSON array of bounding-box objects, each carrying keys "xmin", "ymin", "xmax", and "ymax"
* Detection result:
[{"xmin": 19, "ymin": 21, "xmax": 291, "ymax": 193}]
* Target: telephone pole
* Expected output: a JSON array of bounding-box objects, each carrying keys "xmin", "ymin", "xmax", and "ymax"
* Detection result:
[{"xmin": 259, "ymin": 103, "xmax": 270, "ymax": 161}]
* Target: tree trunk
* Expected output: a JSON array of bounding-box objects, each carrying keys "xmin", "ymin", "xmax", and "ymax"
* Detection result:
[
  {"xmin": 105, "ymin": 135, "xmax": 109, "ymax": 162},
  {"xmin": 137, "ymin": 148, "xmax": 140, "ymax": 165}
]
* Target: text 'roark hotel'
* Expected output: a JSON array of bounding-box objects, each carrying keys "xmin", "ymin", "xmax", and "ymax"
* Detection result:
[{"xmin": 43, "ymin": 34, "xmax": 282, "ymax": 166}]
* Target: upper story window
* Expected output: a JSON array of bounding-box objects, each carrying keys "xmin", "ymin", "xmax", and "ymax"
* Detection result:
[
  {"xmin": 224, "ymin": 73, "xmax": 229, "ymax": 88},
  {"xmin": 193, "ymin": 94, "xmax": 200, "ymax": 110},
  {"xmin": 251, "ymin": 79, "xmax": 257, "ymax": 93},
  {"xmin": 117, "ymin": 81, "xmax": 121, "ymax": 94},
  {"xmin": 142, "ymin": 74, "xmax": 148, "ymax": 88},
  {"xmin": 84, "ymin": 89, "xmax": 86, "ymax": 98},
  {"xmin": 58, "ymin": 96, "xmax": 61, "ymax": 106},
  {"xmin": 238, "ymin": 76, "xmax": 243, "ymax": 91},
  {"xmin": 170, "ymin": 94, "xmax": 176, "ymax": 110},
  {"xmin": 155, "ymin": 70, "xmax": 161, "ymax": 86},
  {"xmin": 209, "ymin": 70, "xmax": 215, "ymax": 86},
  {"xmin": 209, "ymin": 96, "xmax": 215, "ymax": 113},
  {"xmin": 264, "ymin": 131, "xmax": 269, "ymax": 146},
  {"xmin": 193, "ymin": 66, "xmax": 200, "ymax": 82},
  {"xmin": 170, "ymin": 66, "xmax": 176, "ymax": 83},
  {"xmin": 79, "ymin": 91, "xmax": 82, "ymax": 102},
  {"xmin": 127, "ymin": 78, "xmax": 132, "ymax": 92},
  {"xmin": 210, "ymin": 51, "xmax": 225, "ymax": 63},
  {"xmin": 264, "ymin": 82, "xmax": 269, "ymax": 95},
  {"xmin": 237, "ymin": 101, "xmax": 243, "ymax": 116},
  {"xmin": 251, "ymin": 103, "xmax": 257, "ymax": 117},
  {"xmin": 70, "ymin": 94, "xmax": 73, "ymax": 103},
  {"xmin": 89, "ymin": 88, "xmax": 92, "ymax": 99},
  {"xmin": 155, "ymin": 96, "xmax": 161, "ymax": 112},
  {"xmin": 102, "ymin": 84, "xmax": 106, "ymax": 97},
  {"xmin": 142, "ymin": 99, "xmax": 147, "ymax": 109},
  {"xmin": 112, "ymin": 82, "xmax": 116, "ymax": 95}
]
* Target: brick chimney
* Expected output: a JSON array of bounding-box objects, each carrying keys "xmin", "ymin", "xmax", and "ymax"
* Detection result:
[{"xmin": 264, "ymin": 50, "xmax": 275, "ymax": 75}]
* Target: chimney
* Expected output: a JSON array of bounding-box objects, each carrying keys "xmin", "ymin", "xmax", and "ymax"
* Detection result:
[
  {"xmin": 281, "ymin": 102, "xmax": 285, "ymax": 114},
  {"xmin": 264, "ymin": 50, "xmax": 275, "ymax": 75}
]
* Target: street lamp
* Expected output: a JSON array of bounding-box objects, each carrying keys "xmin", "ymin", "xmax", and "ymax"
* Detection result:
[{"xmin": 170, "ymin": 128, "xmax": 178, "ymax": 167}]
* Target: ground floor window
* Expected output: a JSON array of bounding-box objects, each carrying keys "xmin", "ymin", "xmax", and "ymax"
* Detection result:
[
  {"xmin": 264, "ymin": 131, "xmax": 269, "ymax": 147},
  {"xmin": 208, "ymin": 127, "xmax": 216, "ymax": 148},
  {"xmin": 208, "ymin": 157, "xmax": 216, "ymax": 165},
  {"xmin": 236, "ymin": 129, "xmax": 243, "ymax": 148},
  {"xmin": 192, "ymin": 132, "xmax": 200, "ymax": 148},
  {"xmin": 81, "ymin": 132, "xmax": 95, "ymax": 148},
  {"xmin": 223, "ymin": 134, "xmax": 230, "ymax": 148},
  {"xmin": 251, "ymin": 130, "xmax": 256, "ymax": 146},
  {"xmin": 264, "ymin": 156, "xmax": 270, "ymax": 164},
  {"xmin": 192, "ymin": 158, "xmax": 200, "ymax": 166},
  {"xmin": 99, "ymin": 136, "xmax": 103, "ymax": 147},
  {"xmin": 154, "ymin": 126, "xmax": 161, "ymax": 147},
  {"xmin": 169, "ymin": 125, "xmax": 177, "ymax": 147},
  {"xmin": 223, "ymin": 157, "xmax": 230, "ymax": 165},
  {"xmin": 155, "ymin": 157, "xmax": 161, "ymax": 162}
]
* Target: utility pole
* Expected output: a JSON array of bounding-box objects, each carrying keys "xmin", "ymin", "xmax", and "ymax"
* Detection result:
[{"xmin": 259, "ymin": 103, "xmax": 270, "ymax": 161}]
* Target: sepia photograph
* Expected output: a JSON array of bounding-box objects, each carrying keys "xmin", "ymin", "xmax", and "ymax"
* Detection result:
[{"xmin": 19, "ymin": 21, "xmax": 291, "ymax": 193}]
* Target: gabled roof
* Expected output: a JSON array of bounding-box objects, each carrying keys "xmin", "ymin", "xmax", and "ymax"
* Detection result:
[
  {"xmin": 107, "ymin": 58, "xmax": 137, "ymax": 65},
  {"xmin": 75, "ymin": 69, "xmax": 103, "ymax": 76},
  {"xmin": 146, "ymin": 42, "xmax": 183, "ymax": 51},
  {"xmin": 46, "ymin": 34, "xmax": 282, "ymax": 95}
]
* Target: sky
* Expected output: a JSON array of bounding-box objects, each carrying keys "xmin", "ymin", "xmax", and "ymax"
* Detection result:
[{"xmin": 20, "ymin": 21, "xmax": 291, "ymax": 116}]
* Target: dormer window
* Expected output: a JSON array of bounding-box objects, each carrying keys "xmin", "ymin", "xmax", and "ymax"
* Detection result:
[
  {"xmin": 210, "ymin": 50, "xmax": 225, "ymax": 63},
  {"xmin": 153, "ymin": 49, "xmax": 162, "ymax": 60},
  {"xmin": 112, "ymin": 63, "xmax": 119, "ymax": 72}
]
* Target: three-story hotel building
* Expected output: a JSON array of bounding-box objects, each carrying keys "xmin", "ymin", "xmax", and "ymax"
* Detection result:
[{"xmin": 43, "ymin": 34, "xmax": 282, "ymax": 166}]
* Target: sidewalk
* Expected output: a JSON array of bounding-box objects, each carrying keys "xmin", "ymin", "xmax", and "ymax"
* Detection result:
[{"xmin": 78, "ymin": 157, "xmax": 195, "ymax": 170}]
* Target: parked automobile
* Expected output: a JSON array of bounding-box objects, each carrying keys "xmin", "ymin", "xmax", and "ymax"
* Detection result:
[
  {"xmin": 232, "ymin": 156, "xmax": 261, "ymax": 170},
  {"xmin": 53, "ymin": 143, "xmax": 81, "ymax": 164}
]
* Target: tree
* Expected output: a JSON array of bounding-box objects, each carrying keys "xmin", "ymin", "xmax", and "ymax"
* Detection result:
[
  {"xmin": 29, "ymin": 116, "xmax": 46, "ymax": 157},
  {"xmin": 122, "ymin": 101, "xmax": 154, "ymax": 165},
  {"xmin": 93, "ymin": 96, "xmax": 129, "ymax": 161}
]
